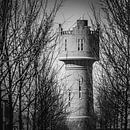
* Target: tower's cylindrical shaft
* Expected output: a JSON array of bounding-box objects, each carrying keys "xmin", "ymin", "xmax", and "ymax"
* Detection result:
[{"xmin": 65, "ymin": 61, "xmax": 95, "ymax": 130}]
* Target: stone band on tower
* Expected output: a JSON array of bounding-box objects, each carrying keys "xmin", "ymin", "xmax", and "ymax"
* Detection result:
[{"xmin": 59, "ymin": 20, "xmax": 99, "ymax": 130}]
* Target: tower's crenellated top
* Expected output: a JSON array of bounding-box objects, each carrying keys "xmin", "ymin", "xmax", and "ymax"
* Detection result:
[{"xmin": 59, "ymin": 20, "xmax": 99, "ymax": 62}]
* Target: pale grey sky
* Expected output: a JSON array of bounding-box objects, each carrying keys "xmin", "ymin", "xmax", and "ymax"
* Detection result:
[{"xmin": 55, "ymin": 0, "xmax": 100, "ymax": 29}]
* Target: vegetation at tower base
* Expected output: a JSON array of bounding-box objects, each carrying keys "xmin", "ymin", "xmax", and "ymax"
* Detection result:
[
  {"xmin": 66, "ymin": 117, "xmax": 96, "ymax": 130},
  {"xmin": 0, "ymin": 0, "xmax": 69, "ymax": 130},
  {"xmin": 90, "ymin": 0, "xmax": 130, "ymax": 129}
]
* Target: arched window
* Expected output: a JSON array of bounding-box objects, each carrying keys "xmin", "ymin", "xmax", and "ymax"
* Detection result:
[{"xmin": 65, "ymin": 39, "xmax": 67, "ymax": 51}]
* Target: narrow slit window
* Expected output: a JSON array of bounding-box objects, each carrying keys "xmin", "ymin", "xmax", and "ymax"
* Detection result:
[
  {"xmin": 79, "ymin": 80, "xmax": 82, "ymax": 99},
  {"xmin": 79, "ymin": 91, "xmax": 82, "ymax": 99},
  {"xmin": 69, "ymin": 89, "xmax": 71, "ymax": 106},
  {"xmin": 65, "ymin": 39, "xmax": 67, "ymax": 51}
]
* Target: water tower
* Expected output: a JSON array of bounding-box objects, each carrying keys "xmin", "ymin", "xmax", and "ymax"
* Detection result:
[{"xmin": 59, "ymin": 20, "xmax": 99, "ymax": 130}]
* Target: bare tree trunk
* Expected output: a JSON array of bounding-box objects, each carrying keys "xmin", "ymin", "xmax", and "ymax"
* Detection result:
[
  {"xmin": 0, "ymin": 0, "xmax": 11, "ymax": 129},
  {"xmin": 116, "ymin": 113, "xmax": 119, "ymax": 129},
  {"xmin": 120, "ymin": 109, "xmax": 123, "ymax": 130},
  {"xmin": 8, "ymin": 100, "xmax": 13, "ymax": 130},
  {"xmin": 124, "ymin": 89, "xmax": 128, "ymax": 130},
  {"xmin": 33, "ymin": 60, "xmax": 38, "ymax": 130},
  {"xmin": 32, "ymin": 89, "xmax": 37, "ymax": 130},
  {"xmin": 6, "ymin": 48, "xmax": 13, "ymax": 130},
  {"xmin": 8, "ymin": 93, "xmax": 13, "ymax": 130},
  {"xmin": 18, "ymin": 63, "xmax": 23, "ymax": 130},
  {"xmin": 0, "ymin": 88, "xmax": 3, "ymax": 130},
  {"xmin": 26, "ymin": 106, "xmax": 30, "ymax": 130}
]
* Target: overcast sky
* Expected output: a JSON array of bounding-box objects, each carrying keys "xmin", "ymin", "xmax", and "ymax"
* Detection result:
[
  {"xmin": 54, "ymin": 1, "xmax": 101, "ymax": 97},
  {"xmin": 55, "ymin": 0, "xmax": 100, "ymax": 29}
]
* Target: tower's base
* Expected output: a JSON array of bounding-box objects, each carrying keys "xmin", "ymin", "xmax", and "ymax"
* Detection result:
[{"xmin": 67, "ymin": 117, "xmax": 96, "ymax": 130}]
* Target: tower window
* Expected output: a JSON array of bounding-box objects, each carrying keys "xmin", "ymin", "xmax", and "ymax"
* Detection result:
[
  {"xmin": 79, "ymin": 91, "xmax": 82, "ymax": 99},
  {"xmin": 81, "ymin": 39, "xmax": 83, "ymax": 50},
  {"xmin": 79, "ymin": 77, "xmax": 83, "ymax": 99},
  {"xmin": 79, "ymin": 81, "xmax": 81, "ymax": 91},
  {"xmin": 79, "ymin": 80, "xmax": 82, "ymax": 99},
  {"xmin": 78, "ymin": 39, "xmax": 84, "ymax": 51},
  {"xmin": 65, "ymin": 39, "xmax": 67, "ymax": 51}
]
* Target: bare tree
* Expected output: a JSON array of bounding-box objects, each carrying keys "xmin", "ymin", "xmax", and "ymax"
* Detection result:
[
  {"xmin": 91, "ymin": 0, "xmax": 130, "ymax": 129},
  {"xmin": 0, "ymin": 0, "xmax": 69, "ymax": 130}
]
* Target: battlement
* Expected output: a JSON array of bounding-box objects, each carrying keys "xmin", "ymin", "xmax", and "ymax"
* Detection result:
[
  {"xmin": 59, "ymin": 20, "xmax": 98, "ymax": 36},
  {"xmin": 62, "ymin": 30, "xmax": 73, "ymax": 35},
  {"xmin": 61, "ymin": 29, "xmax": 97, "ymax": 36}
]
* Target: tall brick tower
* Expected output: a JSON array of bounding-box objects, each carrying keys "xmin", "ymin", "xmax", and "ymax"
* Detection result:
[{"xmin": 59, "ymin": 20, "xmax": 99, "ymax": 130}]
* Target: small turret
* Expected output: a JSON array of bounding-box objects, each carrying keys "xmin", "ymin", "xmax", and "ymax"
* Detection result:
[{"xmin": 77, "ymin": 20, "xmax": 88, "ymax": 28}]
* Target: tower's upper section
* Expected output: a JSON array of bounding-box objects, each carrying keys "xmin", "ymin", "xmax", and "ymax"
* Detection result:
[{"xmin": 59, "ymin": 20, "xmax": 99, "ymax": 61}]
